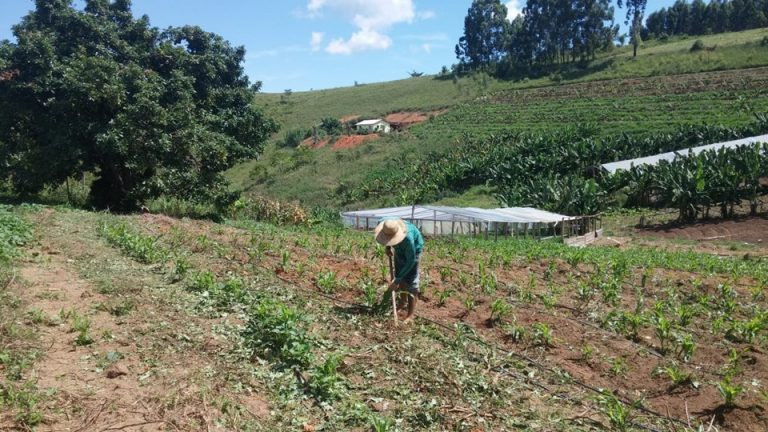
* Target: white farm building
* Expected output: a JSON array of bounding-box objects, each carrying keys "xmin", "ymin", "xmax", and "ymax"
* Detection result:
[{"xmin": 355, "ymin": 119, "xmax": 391, "ymax": 134}]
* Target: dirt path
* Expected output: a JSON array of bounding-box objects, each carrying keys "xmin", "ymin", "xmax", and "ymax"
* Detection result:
[{"xmin": 13, "ymin": 209, "xmax": 271, "ymax": 431}]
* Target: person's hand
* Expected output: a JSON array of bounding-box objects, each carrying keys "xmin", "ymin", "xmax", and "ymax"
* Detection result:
[
  {"xmin": 385, "ymin": 246, "xmax": 393, "ymax": 257},
  {"xmin": 388, "ymin": 280, "xmax": 404, "ymax": 291}
]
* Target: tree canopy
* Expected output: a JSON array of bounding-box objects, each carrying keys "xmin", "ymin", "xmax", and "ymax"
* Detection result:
[
  {"xmin": 455, "ymin": 0, "xmax": 510, "ymax": 69},
  {"xmin": 456, "ymin": 0, "xmax": 617, "ymax": 73},
  {"xmin": 0, "ymin": 0, "xmax": 278, "ymax": 211},
  {"xmin": 456, "ymin": 0, "xmax": 763, "ymax": 73},
  {"xmin": 645, "ymin": 0, "xmax": 768, "ymax": 38}
]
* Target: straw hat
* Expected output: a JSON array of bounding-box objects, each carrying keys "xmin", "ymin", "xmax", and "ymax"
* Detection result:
[{"xmin": 374, "ymin": 219, "xmax": 407, "ymax": 246}]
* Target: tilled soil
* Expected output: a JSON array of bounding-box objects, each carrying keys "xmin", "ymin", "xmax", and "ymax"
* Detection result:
[{"xmin": 135, "ymin": 213, "xmax": 768, "ymax": 431}]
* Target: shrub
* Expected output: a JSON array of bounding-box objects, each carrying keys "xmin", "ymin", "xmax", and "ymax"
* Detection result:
[
  {"xmin": 279, "ymin": 128, "xmax": 308, "ymax": 148},
  {"xmin": 243, "ymin": 298, "xmax": 314, "ymax": 368},
  {"xmin": 320, "ymin": 117, "xmax": 343, "ymax": 135},
  {"xmin": 230, "ymin": 196, "xmax": 309, "ymax": 226},
  {"xmin": 761, "ymin": 36, "xmax": 768, "ymax": 47},
  {"xmin": 690, "ymin": 39, "xmax": 705, "ymax": 52}
]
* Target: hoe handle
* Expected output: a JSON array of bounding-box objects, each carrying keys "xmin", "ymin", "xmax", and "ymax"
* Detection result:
[{"xmin": 388, "ymin": 253, "xmax": 397, "ymax": 325}]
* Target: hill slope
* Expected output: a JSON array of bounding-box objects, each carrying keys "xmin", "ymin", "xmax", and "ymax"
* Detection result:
[{"xmin": 233, "ymin": 29, "xmax": 768, "ymax": 209}]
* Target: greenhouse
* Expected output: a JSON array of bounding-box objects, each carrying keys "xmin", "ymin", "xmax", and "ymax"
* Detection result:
[
  {"xmin": 601, "ymin": 133, "xmax": 768, "ymax": 173},
  {"xmin": 340, "ymin": 205, "xmax": 600, "ymax": 240}
]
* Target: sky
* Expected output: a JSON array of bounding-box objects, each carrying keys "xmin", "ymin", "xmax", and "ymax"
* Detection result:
[{"xmin": 0, "ymin": 0, "xmax": 676, "ymax": 93}]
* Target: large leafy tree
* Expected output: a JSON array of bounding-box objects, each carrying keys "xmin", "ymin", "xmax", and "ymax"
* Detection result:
[
  {"xmin": 0, "ymin": 0, "xmax": 277, "ymax": 211},
  {"xmin": 455, "ymin": 0, "xmax": 510, "ymax": 69}
]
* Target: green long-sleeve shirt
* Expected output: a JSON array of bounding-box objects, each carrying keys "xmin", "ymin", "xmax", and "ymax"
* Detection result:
[{"xmin": 391, "ymin": 222, "xmax": 424, "ymax": 282}]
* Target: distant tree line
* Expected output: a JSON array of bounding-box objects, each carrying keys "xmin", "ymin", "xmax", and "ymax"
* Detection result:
[
  {"xmin": 645, "ymin": 0, "xmax": 768, "ymax": 38},
  {"xmin": 456, "ymin": 0, "xmax": 619, "ymax": 73},
  {"xmin": 456, "ymin": 0, "xmax": 767, "ymax": 75}
]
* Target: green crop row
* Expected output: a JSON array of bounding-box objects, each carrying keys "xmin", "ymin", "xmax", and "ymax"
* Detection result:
[{"xmin": 412, "ymin": 90, "xmax": 768, "ymax": 140}]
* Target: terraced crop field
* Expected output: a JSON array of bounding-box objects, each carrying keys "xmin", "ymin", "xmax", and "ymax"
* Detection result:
[{"xmin": 413, "ymin": 67, "xmax": 768, "ymax": 138}]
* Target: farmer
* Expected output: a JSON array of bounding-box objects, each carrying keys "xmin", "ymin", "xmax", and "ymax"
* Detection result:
[{"xmin": 374, "ymin": 218, "xmax": 424, "ymax": 321}]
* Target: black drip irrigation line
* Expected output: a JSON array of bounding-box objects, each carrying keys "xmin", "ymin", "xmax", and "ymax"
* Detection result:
[{"xmin": 270, "ymin": 272, "xmax": 690, "ymax": 431}]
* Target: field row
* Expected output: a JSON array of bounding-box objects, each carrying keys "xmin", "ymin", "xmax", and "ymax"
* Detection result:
[
  {"xmin": 491, "ymin": 67, "xmax": 768, "ymax": 103},
  {"xmin": 413, "ymin": 90, "xmax": 768, "ymax": 138}
]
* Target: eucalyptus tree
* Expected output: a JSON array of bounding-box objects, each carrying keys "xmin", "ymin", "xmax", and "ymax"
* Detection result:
[
  {"xmin": 455, "ymin": 0, "xmax": 510, "ymax": 69},
  {"xmin": 618, "ymin": 0, "xmax": 648, "ymax": 57},
  {"xmin": 0, "ymin": 0, "xmax": 277, "ymax": 211}
]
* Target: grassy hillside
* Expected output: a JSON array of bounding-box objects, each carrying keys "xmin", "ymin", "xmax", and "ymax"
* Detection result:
[
  {"xmin": 234, "ymin": 29, "xmax": 768, "ymax": 209},
  {"xmin": 254, "ymin": 29, "xmax": 768, "ymax": 132}
]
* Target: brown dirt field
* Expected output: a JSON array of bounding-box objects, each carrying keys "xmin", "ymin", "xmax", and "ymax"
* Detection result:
[
  {"xmin": 132, "ymin": 215, "xmax": 768, "ymax": 431},
  {"xmin": 10, "ymin": 210, "xmax": 271, "ymax": 431},
  {"xmin": 384, "ymin": 110, "xmax": 446, "ymax": 128},
  {"xmin": 639, "ymin": 216, "xmax": 768, "ymax": 247},
  {"xmin": 330, "ymin": 134, "xmax": 378, "ymax": 150}
]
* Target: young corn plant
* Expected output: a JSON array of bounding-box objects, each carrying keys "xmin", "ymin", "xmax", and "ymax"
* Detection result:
[
  {"xmin": 438, "ymin": 266, "xmax": 452, "ymax": 282},
  {"xmin": 531, "ymin": 323, "xmax": 554, "ymax": 347},
  {"xmin": 316, "ymin": 270, "xmax": 339, "ymax": 294},
  {"xmin": 543, "ymin": 261, "xmax": 557, "ymax": 281},
  {"xmin": 580, "ymin": 344, "xmax": 596, "ymax": 363},
  {"xmin": 673, "ymin": 303, "xmax": 697, "ymax": 328},
  {"xmin": 436, "ymin": 288, "xmax": 454, "ymax": 307},
  {"xmin": 652, "ymin": 311, "xmax": 673, "ymax": 354},
  {"xmin": 726, "ymin": 311, "xmax": 767, "ymax": 343},
  {"xmin": 488, "ymin": 298, "xmax": 512, "ymax": 326},
  {"xmin": 640, "ymin": 267, "xmax": 651, "ymax": 288},
  {"xmin": 717, "ymin": 377, "xmax": 744, "ymax": 408},
  {"xmin": 168, "ymin": 255, "xmax": 189, "ymax": 279},
  {"xmin": 595, "ymin": 391, "xmax": 634, "ymax": 432},
  {"xmin": 379, "ymin": 263, "xmax": 389, "ymax": 283},
  {"xmin": 620, "ymin": 311, "xmax": 645, "ymax": 342},
  {"xmin": 608, "ymin": 357, "xmax": 629, "ymax": 377},
  {"xmin": 655, "ymin": 364, "xmax": 693, "ymax": 389},
  {"xmin": 369, "ymin": 415, "xmax": 395, "ymax": 432},
  {"xmin": 276, "ymin": 250, "xmax": 291, "ymax": 272},
  {"xmin": 723, "ymin": 348, "xmax": 745, "ymax": 376},
  {"xmin": 674, "ymin": 333, "xmax": 697, "ymax": 362},
  {"xmin": 308, "ymin": 353, "xmax": 345, "ymax": 402},
  {"xmin": 503, "ymin": 322, "xmax": 526, "ymax": 343},
  {"xmin": 600, "ymin": 279, "xmax": 621, "ymax": 307},
  {"xmin": 576, "ymin": 281, "xmax": 595, "ymax": 306},
  {"xmin": 70, "ymin": 313, "xmax": 93, "ymax": 346},
  {"xmin": 462, "ymin": 295, "xmax": 476, "ymax": 315},
  {"xmin": 540, "ymin": 293, "xmax": 557, "ymax": 310},
  {"xmin": 360, "ymin": 280, "xmax": 378, "ymax": 308}
]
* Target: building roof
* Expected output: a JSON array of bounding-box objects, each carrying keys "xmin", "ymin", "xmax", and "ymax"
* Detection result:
[
  {"xmin": 341, "ymin": 205, "xmax": 577, "ymax": 225},
  {"xmin": 355, "ymin": 119, "xmax": 387, "ymax": 126},
  {"xmin": 601, "ymin": 134, "xmax": 768, "ymax": 173}
]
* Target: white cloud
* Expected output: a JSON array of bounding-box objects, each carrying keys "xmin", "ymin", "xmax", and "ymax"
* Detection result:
[
  {"xmin": 417, "ymin": 10, "xmax": 435, "ymax": 20},
  {"xmin": 505, "ymin": 0, "xmax": 523, "ymax": 20},
  {"xmin": 306, "ymin": 0, "xmax": 417, "ymax": 54},
  {"xmin": 327, "ymin": 29, "xmax": 391, "ymax": 55},
  {"xmin": 311, "ymin": 32, "xmax": 325, "ymax": 51},
  {"xmin": 421, "ymin": 43, "xmax": 431, "ymax": 54}
]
